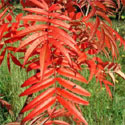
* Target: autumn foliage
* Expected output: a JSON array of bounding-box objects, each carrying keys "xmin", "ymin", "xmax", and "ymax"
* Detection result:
[{"xmin": 0, "ymin": 0, "xmax": 125, "ymax": 124}]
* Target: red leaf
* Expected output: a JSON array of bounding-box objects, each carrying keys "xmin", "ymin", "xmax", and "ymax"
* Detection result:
[
  {"xmin": 17, "ymin": 32, "xmax": 47, "ymax": 51},
  {"xmin": 28, "ymin": 0, "xmax": 48, "ymax": 10},
  {"xmin": 99, "ymin": 27, "xmax": 105, "ymax": 51},
  {"xmin": 50, "ymin": 108, "xmax": 69, "ymax": 118},
  {"xmin": 57, "ymin": 68, "xmax": 87, "ymax": 83},
  {"xmin": 61, "ymin": 59, "xmax": 80, "ymax": 69},
  {"xmin": 85, "ymin": 60, "xmax": 96, "ymax": 82},
  {"xmin": 0, "ymin": 24, "xmax": 8, "ymax": 40},
  {"xmin": 16, "ymin": 13, "xmax": 23, "ymax": 22},
  {"xmin": 81, "ymin": 42, "xmax": 89, "ymax": 50},
  {"xmin": 22, "ymin": 96, "xmax": 56, "ymax": 122},
  {"xmin": 45, "ymin": 120, "xmax": 70, "ymax": 125},
  {"xmin": 75, "ymin": 12, "xmax": 82, "ymax": 20},
  {"xmin": 15, "ymin": 25, "xmax": 47, "ymax": 37},
  {"xmin": 110, "ymin": 28, "xmax": 125, "ymax": 47},
  {"xmin": 96, "ymin": 11, "xmax": 112, "ymax": 25},
  {"xmin": 10, "ymin": 53, "xmax": 22, "ymax": 67},
  {"xmin": 21, "ymin": 69, "xmax": 54, "ymax": 87},
  {"xmin": 115, "ymin": 70, "xmax": 125, "ymax": 79},
  {"xmin": 6, "ymin": 14, "xmax": 12, "ymax": 22},
  {"xmin": 48, "ymin": 32, "xmax": 77, "ymax": 52},
  {"xmin": 20, "ymin": 78, "xmax": 55, "ymax": 96},
  {"xmin": 21, "ymin": 88, "xmax": 56, "ymax": 112},
  {"xmin": 103, "ymin": 80, "xmax": 114, "ymax": 86},
  {"xmin": 24, "ymin": 7, "xmax": 48, "ymax": 16},
  {"xmin": 49, "ymin": 38, "xmax": 72, "ymax": 65},
  {"xmin": 7, "ymin": 46, "xmax": 26, "ymax": 52},
  {"xmin": 7, "ymin": 53, "xmax": 11, "ymax": 72},
  {"xmin": 121, "ymin": 0, "xmax": 125, "ymax": 6},
  {"xmin": 21, "ymin": 74, "xmax": 40, "ymax": 88},
  {"xmin": 49, "ymin": 19, "xmax": 70, "ymax": 29},
  {"xmin": 88, "ymin": 49, "xmax": 97, "ymax": 55},
  {"xmin": 57, "ymin": 96, "xmax": 88, "ymax": 125},
  {"xmin": 57, "ymin": 88, "xmax": 89, "ymax": 105},
  {"xmin": 78, "ymin": 52, "xmax": 87, "ymax": 63},
  {"xmin": 49, "ymin": 4, "xmax": 61, "ymax": 11},
  {"xmin": 56, "ymin": 78, "xmax": 90, "ymax": 97},
  {"xmin": 92, "ymin": 1, "xmax": 106, "ymax": 11},
  {"xmin": 26, "ymin": 61, "xmax": 40, "ymax": 71},
  {"xmin": 104, "ymin": 84, "xmax": 112, "ymax": 98},
  {"xmin": 40, "ymin": 43, "xmax": 49, "ymax": 80},
  {"xmin": 0, "ymin": 44, "xmax": 4, "ymax": 50},
  {"xmin": 49, "ymin": 26, "xmax": 76, "ymax": 45},
  {"xmin": 69, "ymin": 12, "xmax": 75, "ymax": 19},
  {"xmin": 102, "ymin": 23, "xmax": 118, "ymax": 58},
  {"xmin": 89, "ymin": 16, "xmax": 100, "ymax": 41},
  {"xmin": 22, "ymin": 15, "xmax": 48, "ymax": 22},
  {"xmin": 24, "ymin": 36, "xmax": 47, "ymax": 65},
  {"xmin": 93, "ymin": 57, "xmax": 103, "ymax": 63},
  {"xmin": 40, "ymin": 0, "xmax": 48, "ymax": 10}
]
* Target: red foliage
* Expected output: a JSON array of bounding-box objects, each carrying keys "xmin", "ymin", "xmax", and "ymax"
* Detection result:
[
  {"xmin": 0, "ymin": 94, "xmax": 13, "ymax": 116},
  {"xmin": 0, "ymin": 0, "xmax": 125, "ymax": 124}
]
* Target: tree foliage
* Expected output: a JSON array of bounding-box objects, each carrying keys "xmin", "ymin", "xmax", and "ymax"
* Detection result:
[{"xmin": 0, "ymin": 0, "xmax": 125, "ymax": 124}]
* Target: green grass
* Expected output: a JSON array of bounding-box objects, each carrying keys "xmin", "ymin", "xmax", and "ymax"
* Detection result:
[{"xmin": 0, "ymin": 20, "xmax": 125, "ymax": 125}]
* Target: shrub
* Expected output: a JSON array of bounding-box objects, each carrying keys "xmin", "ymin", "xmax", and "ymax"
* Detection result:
[{"xmin": 0, "ymin": 0, "xmax": 125, "ymax": 124}]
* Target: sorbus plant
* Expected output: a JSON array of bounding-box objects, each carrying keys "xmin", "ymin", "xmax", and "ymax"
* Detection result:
[{"xmin": 0, "ymin": 0, "xmax": 125, "ymax": 125}]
